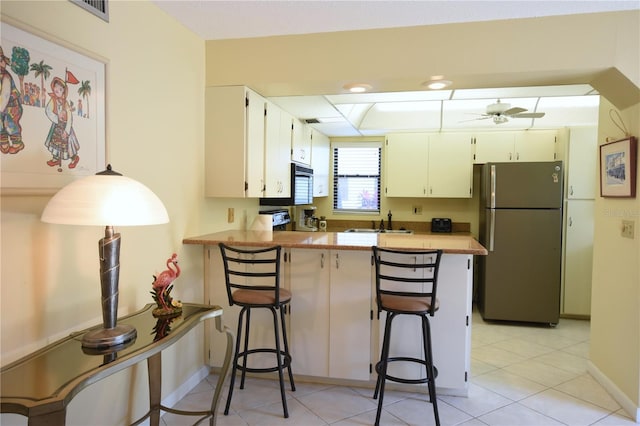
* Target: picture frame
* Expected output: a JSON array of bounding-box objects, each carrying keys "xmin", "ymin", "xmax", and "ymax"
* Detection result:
[
  {"xmin": 1, "ymin": 22, "xmax": 105, "ymax": 195},
  {"xmin": 599, "ymin": 136, "xmax": 637, "ymax": 198}
]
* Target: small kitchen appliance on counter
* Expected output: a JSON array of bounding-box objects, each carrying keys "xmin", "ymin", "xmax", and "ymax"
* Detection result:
[
  {"xmin": 295, "ymin": 206, "xmax": 318, "ymax": 231},
  {"xmin": 431, "ymin": 218, "xmax": 452, "ymax": 233},
  {"xmin": 258, "ymin": 209, "xmax": 291, "ymax": 231}
]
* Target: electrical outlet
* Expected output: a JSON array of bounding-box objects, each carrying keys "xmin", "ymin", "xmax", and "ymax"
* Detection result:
[
  {"xmin": 412, "ymin": 205, "xmax": 423, "ymax": 215},
  {"xmin": 621, "ymin": 220, "xmax": 635, "ymax": 239},
  {"xmin": 228, "ymin": 208, "xmax": 234, "ymax": 223}
]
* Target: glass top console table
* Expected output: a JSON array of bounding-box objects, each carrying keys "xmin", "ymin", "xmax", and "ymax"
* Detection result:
[{"xmin": 1, "ymin": 303, "xmax": 233, "ymax": 426}]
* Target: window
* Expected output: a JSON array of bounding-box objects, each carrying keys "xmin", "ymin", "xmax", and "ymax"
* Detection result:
[{"xmin": 333, "ymin": 142, "xmax": 381, "ymax": 213}]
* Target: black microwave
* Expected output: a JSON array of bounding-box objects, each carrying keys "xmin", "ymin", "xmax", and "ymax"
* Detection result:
[{"xmin": 260, "ymin": 163, "xmax": 314, "ymax": 206}]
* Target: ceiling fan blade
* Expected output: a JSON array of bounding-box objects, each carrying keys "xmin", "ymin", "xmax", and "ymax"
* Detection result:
[
  {"xmin": 512, "ymin": 112, "xmax": 546, "ymax": 118},
  {"xmin": 459, "ymin": 116, "xmax": 492, "ymax": 123},
  {"xmin": 503, "ymin": 107, "xmax": 527, "ymax": 115}
]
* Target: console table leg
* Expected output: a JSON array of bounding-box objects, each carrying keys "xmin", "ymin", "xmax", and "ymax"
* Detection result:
[
  {"xmin": 27, "ymin": 409, "xmax": 66, "ymax": 426},
  {"xmin": 148, "ymin": 353, "xmax": 162, "ymax": 426},
  {"xmin": 210, "ymin": 315, "xmax": 235, "ymax": 426}
]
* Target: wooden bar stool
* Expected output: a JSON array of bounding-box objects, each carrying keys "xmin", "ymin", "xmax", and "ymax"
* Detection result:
[
  {"xmin": 219, "ymin": 243, "xmax": 295, "ymax": 418},
  {"xmin": 372, "ymin": 246, "xmax": 443, "ymax": 426}
]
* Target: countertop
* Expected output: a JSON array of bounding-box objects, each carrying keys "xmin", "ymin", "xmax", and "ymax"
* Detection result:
[{"xmin": 183, "ymin": 230, "xmax": 487, "ymax": 255}]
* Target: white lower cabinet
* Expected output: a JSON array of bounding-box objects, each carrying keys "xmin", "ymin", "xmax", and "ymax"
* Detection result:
[
  {"xmin": 373, "ymin": 254, "xmax": 472, "ymax": 393},
  {"xmin": 205, "ymin": 246, "xmax": 471, "ymax": 394},
  {"xmin": 562, "ymin": 200, "xmax": 594, "ymax": 316},
  {"xmin": 288, "ymin": 249, "xmax": 372, "ymax": 381}
]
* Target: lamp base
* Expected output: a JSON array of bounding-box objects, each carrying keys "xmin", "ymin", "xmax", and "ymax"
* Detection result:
[{"xmin": 81, "ymin": 324, "xmax": 137, "ymax": 349}]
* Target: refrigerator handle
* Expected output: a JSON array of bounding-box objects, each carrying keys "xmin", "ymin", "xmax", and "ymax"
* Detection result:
[
  {"xmin": 489, "ymin": 208, "xmax": 495, "ymax": 252},
  {"xmin": 490, "ymin": 164, "xmax": 496, "ymax": 208}
]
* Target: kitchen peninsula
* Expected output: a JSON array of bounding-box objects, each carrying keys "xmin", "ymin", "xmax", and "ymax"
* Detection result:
[{"xmin": 183, "ymin": 230, "xmax": 487, "ymax": 396}]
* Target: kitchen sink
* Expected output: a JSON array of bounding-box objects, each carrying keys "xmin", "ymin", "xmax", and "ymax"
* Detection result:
[{"xmin": 344, "ymin": 228, "xmax": 413, "ymax": 234}]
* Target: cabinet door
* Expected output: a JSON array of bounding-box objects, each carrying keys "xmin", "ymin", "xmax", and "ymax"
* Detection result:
[
  {"xmin": 288, "ymin": 249, "xmax": 330, "ymax": 377},
  {"xmin": 474, "ymin": 132, "xmax": 515, "ymax": 163},
  {"xmin": 562, "ymin": 200, "xmax": 594, "ymax": 316},
  {"xmin": 264, "ymin": 102, "xmax": 291, "ymax": 197},
  {"xmin": 291, "ymin": 119, "xmax": 312, "ymax": 165},
  {"xmin": 329, "ymin": 250, "xmax": 371, "ymax": 380},
  {"xmin": 385, "ymin": 133, "xmax": 429, "ymax": 197},
  {"xmin": 245, "ymin": 89, "xmax": 266, "ymax": 197},
  {"xmin": 430, "ymin": 254, "xmax": 472, "ymax": 390},
  {"xmin": 428, "ymin": 133, "xmax": 473, "ymax": 198},
  {"xmin": 515, "ymin": 130, "xmax": 557, "ymax": 162},
  {"xmin": 566, "ymin": 127, "xmax": 597, "ymax": 199},
  {"xmin": 205, "ymin": 86, "xmax": 248, "ymax": 197},
  {"xmin": 311, "ymin": 129, "xmax": 330, "ymax": 197}
]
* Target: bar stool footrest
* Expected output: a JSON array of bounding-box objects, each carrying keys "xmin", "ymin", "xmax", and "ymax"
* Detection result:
[
  {"xmin": 236, "ymin": 348, "xmax": 292, "ymax": 374},
  {"xmin": 375, "ymin": 357, "xmax": 438, "ymax": 385}
]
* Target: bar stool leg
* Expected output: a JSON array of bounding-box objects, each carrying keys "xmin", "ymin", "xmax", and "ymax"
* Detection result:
[
  {"xmin": 374, "ymin": 312, "xmax": 395, "ymax": 426},
  {"xmin": 279, "ymin": 307, "xmax": 296, "ymax": 391},
  {"xmin": 224, "ymin": 307, "xmax": 247, "ymax": 415},
  {"xmin": 270, "ymin": 306, "xmax": 289, "ymax": 418},
  {"xmin": 240, "ymin": 308, "xmax": 252, "ymax": 389},
  {"xmin": 422, "ymin": 315, "xmax": 440, "ymax": 426}
]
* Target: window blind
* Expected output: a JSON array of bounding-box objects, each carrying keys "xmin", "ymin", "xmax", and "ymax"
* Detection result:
[{"xmin": 333, "ymin": 145, "xmax": 381, "ymax": 212}]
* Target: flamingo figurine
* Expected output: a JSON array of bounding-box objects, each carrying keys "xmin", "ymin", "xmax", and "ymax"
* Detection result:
[{"xmin": 151, "ymin": 253, "xmax": 181, "ymax": 313}]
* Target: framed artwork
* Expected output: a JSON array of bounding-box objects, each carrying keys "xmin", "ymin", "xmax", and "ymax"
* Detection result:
[
  {"xmin": 599, "ymin": 136, "xmax": 637, "ymax": 198},
  {"xmin": 0, "ymin": 22, "xmax": 105, "ymax": 194}
]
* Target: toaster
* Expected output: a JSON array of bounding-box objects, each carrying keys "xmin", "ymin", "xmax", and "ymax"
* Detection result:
[{"xmin": 431, "ymin": 218, "xmax": 452, "ymax": 233}]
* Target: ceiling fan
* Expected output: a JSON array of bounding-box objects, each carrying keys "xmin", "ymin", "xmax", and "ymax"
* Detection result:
[{"xmin": 467, "ymin": 99, "xmax": 546, "ymax": 124}]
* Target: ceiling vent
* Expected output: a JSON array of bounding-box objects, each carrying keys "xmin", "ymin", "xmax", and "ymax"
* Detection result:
[
  {"xmin": 70, "ymin": 0, "xmax": 109, "ymax": 22},
  {"xmin": 304, "ymin": 118, "xmax": 320, "ymax": 124}
]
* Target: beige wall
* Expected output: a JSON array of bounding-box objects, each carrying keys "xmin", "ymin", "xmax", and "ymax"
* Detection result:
[
  {"xmin": 1, "ymin": 3, "xmax": 639, "ymax": 423},
  {"xmin": 0, "ymin": 1, "xmax": 252, "ymax": 424},
  {"xmin": 590, "ymin": 97, "xmax": 640, "ymax": 416}
]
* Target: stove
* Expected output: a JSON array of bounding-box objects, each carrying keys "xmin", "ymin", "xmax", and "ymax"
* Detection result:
[{"xmin": 259, "ymin": 209, "xmax": 291, "ymax": 231}]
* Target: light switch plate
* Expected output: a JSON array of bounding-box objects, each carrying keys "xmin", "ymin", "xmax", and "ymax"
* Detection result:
[
  {"xmin": 621, "ymin": 220, "xmax": 635, "ymax": 239},
  {"xmin": 228, "ymin": 208, "xmax": 235, "ymax": 223}
]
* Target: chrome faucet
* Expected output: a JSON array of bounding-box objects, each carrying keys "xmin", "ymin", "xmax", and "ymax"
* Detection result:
[{"xmin": 387, "ymin": 210, "xmax": 392, "ymax": 230}]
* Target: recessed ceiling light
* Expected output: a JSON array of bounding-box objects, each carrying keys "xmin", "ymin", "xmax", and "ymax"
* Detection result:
[
  {"xmin": 423, "ymin": 78, "xmax": 452, "ymax": 90},
  {"xmin": 344, "ymin": 83, "xmax": 372, "ymax": 93}
]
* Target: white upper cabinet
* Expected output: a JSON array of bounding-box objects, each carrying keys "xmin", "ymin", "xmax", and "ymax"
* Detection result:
[
  {"xmin": 514, "ymin": 130, "xmax": 557, "ymax": 162},
  {"xmin": 385, "ymin": 133, "xmax": 429, "ymax": 197},
  {"xmin": 264, "ymin": 101, "xmax": 292, "ymax": 197},
  {"xmin": 205, "ymin": 86, "xmax": 266, "ymax": 197},
  {"xmin": 311, "ymin": 129, "xmax": 330, "ymax": 197},
  {"xmin": 565, "ymin": 127, "xmax": 597, "ymax": 199},
  {"xmin": 385, "ymin": 132, "xmax": 473, "ymax": 198},
  {"xmin": 292, "ymin": 119, "xmax": 312, "ymax": 165},
  {"xmin": 474, "ymin": 130, "xmax": 557, "ymax": 163},
  {"xmin": 428, "ymin": 133, "xmax": 474, "ymax": 198}
]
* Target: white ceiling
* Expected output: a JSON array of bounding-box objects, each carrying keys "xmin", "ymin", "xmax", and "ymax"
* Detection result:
[
  {"xmin": 151, "ymin": 1, "xmax": 638, "ymax": 41},
  {"xmin": 151, "ymin": 0, "xmax": 637, "ymax": 136}
]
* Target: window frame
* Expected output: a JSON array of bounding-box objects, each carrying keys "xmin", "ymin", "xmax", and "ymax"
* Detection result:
[{"xmin": 332, "ymin": 141, "xmax": 382, "ymax": 214}]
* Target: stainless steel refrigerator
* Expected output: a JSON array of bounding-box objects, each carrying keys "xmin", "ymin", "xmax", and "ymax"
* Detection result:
[{"xmin": 477, "ymin": 161, "xmax": 564, "ymax": 325}]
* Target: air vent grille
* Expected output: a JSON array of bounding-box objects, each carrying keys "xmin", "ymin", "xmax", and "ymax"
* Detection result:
[
  {"xmin": 70, "ymin": 0, "xmax": 109, "ymax": 22},
  {"xmin": 304, "ymin": 118, "xmax": 320, "ymax": 124}
]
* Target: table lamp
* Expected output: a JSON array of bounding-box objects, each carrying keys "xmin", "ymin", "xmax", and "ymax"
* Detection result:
[{"xmin": 41, "ymin": 165, "xmax": 169, "ymax": 349}]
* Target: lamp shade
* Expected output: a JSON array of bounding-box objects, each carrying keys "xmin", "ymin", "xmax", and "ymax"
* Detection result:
[{"xmin": 41, "ymin": 166, "xmax": 169, "ymax": 226}]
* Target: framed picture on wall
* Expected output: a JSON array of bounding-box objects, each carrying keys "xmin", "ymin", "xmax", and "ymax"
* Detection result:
[
  {"xmin": 599, "ymin": 136, "xmax": 637, "ymax": 198},
  {"xmin": 0, "ymin": 22, "xmax": 105, "ymax": 195}
]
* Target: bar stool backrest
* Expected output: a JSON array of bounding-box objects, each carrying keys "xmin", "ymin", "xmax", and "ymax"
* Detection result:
[
  {"xmin": 372, "ymin": 246, "xmax": 443, "ymax": 316},
  {"xmin": 219, "ymin": 243, "xmax": 283, "ymax": 307}
]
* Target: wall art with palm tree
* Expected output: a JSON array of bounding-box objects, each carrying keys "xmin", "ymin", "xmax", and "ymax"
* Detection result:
[{"xmin": 1, "ymin": 22, "xmax": 105, "ymax": 193}]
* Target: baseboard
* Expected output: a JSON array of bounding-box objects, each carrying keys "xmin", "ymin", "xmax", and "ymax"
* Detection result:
[
  {"xmin": 588, "ymin": 360, "xmax": 640, "ymax": 423},
  {"xmin": 161, "ymin": 365, "xmax": 211, "ymax": 411}
]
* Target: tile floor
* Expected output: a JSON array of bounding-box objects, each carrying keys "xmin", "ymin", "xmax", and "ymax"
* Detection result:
[{"xmin": 162, "ymin": 310, "xmax": 637, "ymax": 425}]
